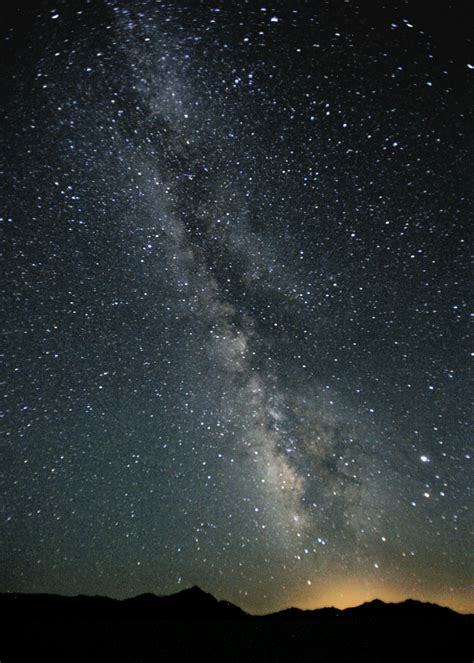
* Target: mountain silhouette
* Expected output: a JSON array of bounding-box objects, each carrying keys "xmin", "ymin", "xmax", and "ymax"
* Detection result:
[
  {"xmin": 1, "ymin": 588, "xmax": 472, "ymax": 662},
  {"xmin": 122, "ymin": 585, "xmax": 246, "ymax": 619}
]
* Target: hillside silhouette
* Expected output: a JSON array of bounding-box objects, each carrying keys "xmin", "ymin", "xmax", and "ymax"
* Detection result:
[{"xmin": 1, "ymin": 587, "xmax": 472, "ymax": 662}]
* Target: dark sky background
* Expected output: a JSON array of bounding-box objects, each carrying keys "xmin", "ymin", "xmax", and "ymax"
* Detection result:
[{"xmin": 2, "ymin": 0, "xmax": 472, "ymax": 614}]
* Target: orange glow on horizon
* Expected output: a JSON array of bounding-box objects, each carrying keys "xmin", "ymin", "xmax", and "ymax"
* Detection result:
[{"xmin": 293, "ymin": 578, "xmax": 473, "ymax": 615}]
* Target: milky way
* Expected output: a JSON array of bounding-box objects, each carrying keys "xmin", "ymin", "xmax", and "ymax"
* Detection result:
[{"xmin": 2, "ymin": 1, "xmax": 472, "ymax": 613}]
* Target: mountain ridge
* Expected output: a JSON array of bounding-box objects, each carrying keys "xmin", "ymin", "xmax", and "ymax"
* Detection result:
[
  {"xmin": 0, "ymin": 586, "xmax": 470, "ymax": 619},
  {"xmin": 1, "ymin": 587, "xmax": 472, "ymax": 662}
]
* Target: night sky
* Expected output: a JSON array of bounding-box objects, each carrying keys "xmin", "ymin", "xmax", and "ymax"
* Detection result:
[{"xmin": 2, "ymin": 1, "xmax": 472, "ymax": 615}]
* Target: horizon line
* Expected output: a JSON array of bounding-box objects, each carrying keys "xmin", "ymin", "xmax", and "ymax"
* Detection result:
[{"xmin": 2, "ymin": 586, "xmax": 472, "ymax": 617}]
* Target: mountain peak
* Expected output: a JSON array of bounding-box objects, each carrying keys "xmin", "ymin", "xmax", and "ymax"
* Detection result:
[{"xmin": 182, "ymin": 585, "xmax": 207, "ymax": 594}]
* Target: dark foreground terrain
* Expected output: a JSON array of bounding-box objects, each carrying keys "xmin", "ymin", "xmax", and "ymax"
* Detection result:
[{"xmin": 1, "ymin": 587, "xmax": 472, "ymax": 662}]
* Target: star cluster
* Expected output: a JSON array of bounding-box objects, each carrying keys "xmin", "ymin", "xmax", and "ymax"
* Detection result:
[{"xmin": 2, "ymin": 1, "xmax": 472, "ymax": 614}]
